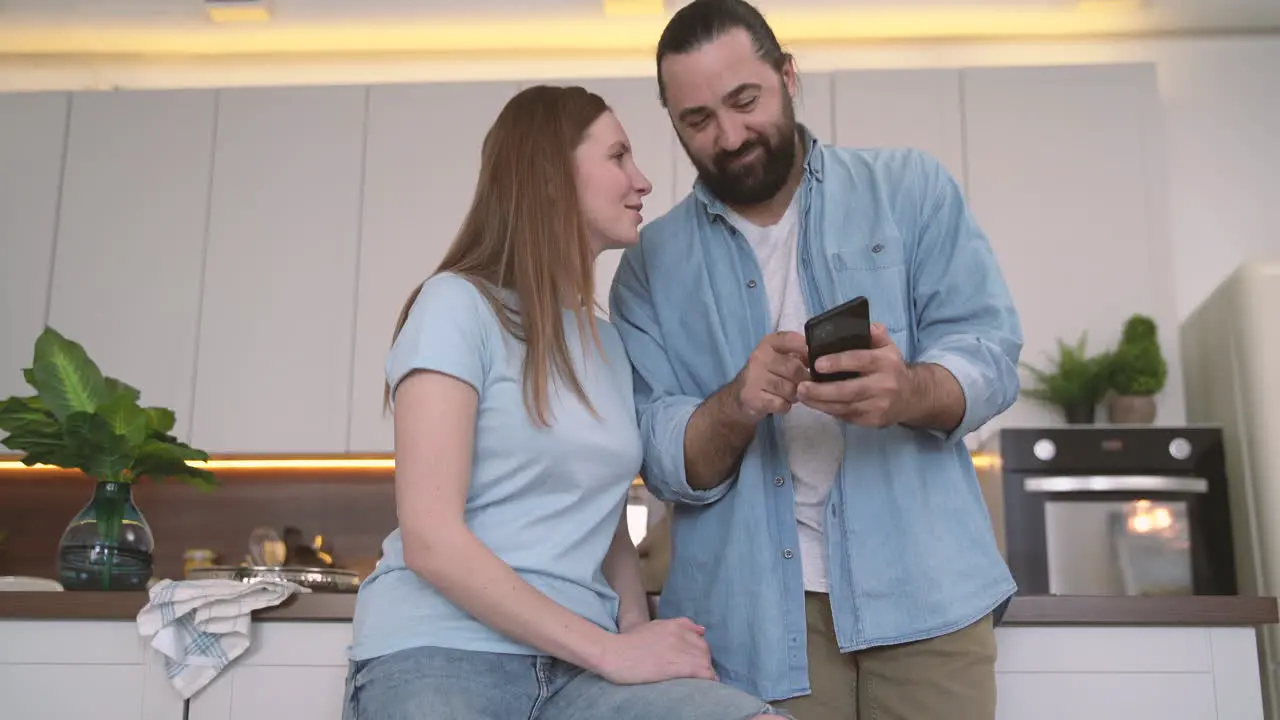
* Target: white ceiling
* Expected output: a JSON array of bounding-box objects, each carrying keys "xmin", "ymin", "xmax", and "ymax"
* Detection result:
[
  {"xmin": 5, "ymin": 0, "xmax": 1275, "ymax": 25},
  {"xmin": 1, "ymin": 0, "xmax": 1277, "ymax": 25},
  {"xmin": 0, "ymin": 0, "xmax": 600, "ymax": 24},
  {"xmin": 0, "ymin": 0, "xmax": 1277, "ymax": 55}
]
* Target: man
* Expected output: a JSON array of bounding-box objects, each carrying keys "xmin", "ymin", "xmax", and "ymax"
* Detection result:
[{"xmin": 608, "ymin": 1, "xmax": 1023, "ymax": 718}]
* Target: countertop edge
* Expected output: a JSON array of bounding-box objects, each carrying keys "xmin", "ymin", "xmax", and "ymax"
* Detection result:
[{"xmin": 0, "ymin": 592, "xmax": 1277, "ymax": 627}]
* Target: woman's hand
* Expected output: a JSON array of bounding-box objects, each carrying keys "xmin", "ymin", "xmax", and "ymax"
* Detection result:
[{"xmin": 594, "ymin": 617, "xmax": 718, "ymax": 685}]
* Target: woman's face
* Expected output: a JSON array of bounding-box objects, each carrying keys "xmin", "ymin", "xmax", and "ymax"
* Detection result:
[{"xmin": 575, "ymin": 111, "xmax": 653, "ymax": 255}]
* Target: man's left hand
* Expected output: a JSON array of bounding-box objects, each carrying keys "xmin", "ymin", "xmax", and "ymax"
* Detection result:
[{"xmin": 797, "ymin": 323, "xmax": 916, "ymax": 428}]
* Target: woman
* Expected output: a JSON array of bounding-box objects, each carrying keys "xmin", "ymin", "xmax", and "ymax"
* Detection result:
[{"xmin": 342, "ymin": 85, "xmax": 791, "ymax": 720}]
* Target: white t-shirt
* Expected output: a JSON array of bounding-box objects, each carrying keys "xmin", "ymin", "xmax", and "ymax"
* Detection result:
[{"xmin": 724, "ymin": 198, "xmax": 846, "ymax": 594}]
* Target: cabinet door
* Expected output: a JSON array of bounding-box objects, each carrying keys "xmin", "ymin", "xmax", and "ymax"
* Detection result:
[
  {"xmin": 48, "ymin": 90, "xmax": 216, "ymax": 440},
  {"xmin": 673, "ymin": 72, "xmax": 834, "ymax": 205},
  {"xmin": 961, "ymin": 63, "xmax": 1184, "ymax": 430},
  {"xmin": 346, "ymin": 81, "xmax": 517, "ymax": 453},
  {"xmin": 192, "ymin": 86, "xmax": 367, "ymax": 453},
  {"xmin": 994, "ymin": 626, "xmax": 1221, "ymax": 720},
  {"xmin": 832, "ymin": 69, "xmax": 965, "ymax": 190},
  {"xmin": 0, "ymin": 619, "xmax": 184, "ymax": 720},
  {"xmin": 996, "ymin": 673, "xmax": 1217, "ymax": 720},
  {"xmin": 187, "ymin": 622, "xmax": 350, "ymax": 720},
  {"xmin": 0, "ymin": 92, "xmax": 66, "ymax": 413}
]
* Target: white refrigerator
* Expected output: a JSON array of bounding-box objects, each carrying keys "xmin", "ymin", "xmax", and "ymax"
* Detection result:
[{"xmin": 1181, "ymin": 258, "xmax": 1280, "ymax": 716}]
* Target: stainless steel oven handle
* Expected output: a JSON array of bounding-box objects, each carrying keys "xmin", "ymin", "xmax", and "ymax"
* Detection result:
[{"xmin": 1022, "ymin": 475, "xmax": 1209, "ymax": 494}]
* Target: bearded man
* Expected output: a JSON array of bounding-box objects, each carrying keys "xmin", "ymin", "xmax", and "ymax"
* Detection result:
[{"xmin": 608, "ymin": 1, "xmax": 1024, "ymax": 718}]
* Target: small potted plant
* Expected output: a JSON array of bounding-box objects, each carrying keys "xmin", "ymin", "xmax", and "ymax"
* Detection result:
[
  {"xmin": 1021, "ymin": 332, "xmax": 1112, "ymax": 424},
  {"xmin": 0, "ymin": 328, "xmax": 217, "ymax": 591},
  {"xmin": 1105, "ymin": 314, "xmax": 1167, "ymax": 424}
]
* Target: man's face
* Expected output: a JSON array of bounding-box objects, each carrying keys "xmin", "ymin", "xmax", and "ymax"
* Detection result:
[{"xmin": 660, "ymin": 28, "xmax": 799, "ymax": 207}]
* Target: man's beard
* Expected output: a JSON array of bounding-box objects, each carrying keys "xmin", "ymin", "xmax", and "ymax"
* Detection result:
[{"xmin": 686, "ymin": 98, "xmax": 798, "ymax": 207}]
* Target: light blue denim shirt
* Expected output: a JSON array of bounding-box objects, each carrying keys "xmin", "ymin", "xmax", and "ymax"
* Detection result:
[{"xmin": 608, "ymin": 128, "xmax": 1022, "ymax": 703}]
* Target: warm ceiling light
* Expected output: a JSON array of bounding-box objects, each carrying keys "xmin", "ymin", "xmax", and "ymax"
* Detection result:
[
  {"xmin": 1, "ymin": 452, "xmax": 998, "ymax": 474},
  {"xmin": 0, "ymin": 456, "xmax": 392, "ymax": 472},
  {"xmin": 0, "ymin": 454, "xmax": 651, "ymax": 486},
  {"xmin": 191, "ymin": 457, "xmax": 394, "ymax": 470},
  {"xmin": 1078, "ymin": 0, "xmax": 1145, "ymax": 9},
  {"xmin": 603, "ymin": 0, "xmax": 667, "ymax": 17},
  {"xmin": 971, "ymin": 452, "xmax": 1001, "ymax": 470},
  {"xmin": 0, "ymin": 2, "xmax": 1160, "ymax": 56},
  {"xmin": 205, "ymin": 0, "xmax": 272, "ymax": 24}
]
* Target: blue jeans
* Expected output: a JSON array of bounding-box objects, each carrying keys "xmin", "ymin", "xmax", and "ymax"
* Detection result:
[{"xmin": 342, "ymin": 645, "xmax": 790, "ymax": 720}]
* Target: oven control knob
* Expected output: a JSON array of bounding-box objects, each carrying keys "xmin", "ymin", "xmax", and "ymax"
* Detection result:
[
  {"xmin": 1033, "ymin": 438, "xmax": 1057, "ymax": 461},
  {"xmin": 1169, "ymin": 437, "xmax": 1192, "ymax": 460}
]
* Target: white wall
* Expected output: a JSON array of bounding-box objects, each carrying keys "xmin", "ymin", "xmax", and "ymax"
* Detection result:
[{"xmin": 1150, "ymin": 37, "xmax": 1280, "ymax": 316}]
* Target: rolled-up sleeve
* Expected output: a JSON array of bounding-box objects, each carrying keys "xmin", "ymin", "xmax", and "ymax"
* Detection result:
[
  {"xmin": 609, "ymin": 244, "xmax": 733, "ymax": 506},
  {"xmin": 910, "ymin": 152, "xmax": 1024, "ymax": 444}
]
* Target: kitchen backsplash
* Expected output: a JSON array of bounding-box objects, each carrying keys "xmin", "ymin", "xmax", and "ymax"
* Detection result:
[{"xmin": 0, "ymin": 465, "xmax": 395, "ymax": 583}]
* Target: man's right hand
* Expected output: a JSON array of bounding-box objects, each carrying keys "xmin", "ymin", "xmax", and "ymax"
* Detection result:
[
  {"xmin": 594, "ymin": 617, "xmax": 718, "ymax": 684},
  {"xmin": 682, "ymin": 331, "xmax": 810, "ymax": 491},
  {"xmin": 730, "ymin": 331, "xmax": 810, "ymax": 421}
]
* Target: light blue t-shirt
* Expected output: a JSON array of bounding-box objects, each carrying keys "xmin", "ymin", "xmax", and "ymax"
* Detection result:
[{"xmin": 348, "ymin": 272, "xmax": 644, "ymax": 661}]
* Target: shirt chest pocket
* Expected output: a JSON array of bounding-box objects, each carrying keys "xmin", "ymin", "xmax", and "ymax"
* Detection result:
[{"xmin": 829, "ymin": 239, "xmax": 912, "ymax": 347}]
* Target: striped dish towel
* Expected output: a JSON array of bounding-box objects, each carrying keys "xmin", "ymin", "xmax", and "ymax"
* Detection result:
[{"xmin": 136, "ymin": 578, "xmax": 310, "ymax": 699}]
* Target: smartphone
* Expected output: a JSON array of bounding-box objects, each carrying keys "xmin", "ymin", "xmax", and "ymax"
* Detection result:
[{"xmin": 804, "ymin": 296, "xmax": 872, "ymax": 383}]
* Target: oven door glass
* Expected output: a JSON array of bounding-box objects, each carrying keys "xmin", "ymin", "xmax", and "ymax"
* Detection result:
[{"xmin": 1030, "ymin": 475, "xmax": 1205, "ymax": 597}]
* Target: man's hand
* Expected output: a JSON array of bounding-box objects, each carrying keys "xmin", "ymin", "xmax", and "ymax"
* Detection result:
[
  {"xmin": 682, "ymin": 331, "xmax": 808, "ymax": 491},
  {"xmin": 617, "ymin": 607, "xmax": 651, "ymax": 634},
  {"xmin": 796, "ymin": 324, "xmax": 916, "ymax": 428},
  {"xmin": 731, "ymin": 331, "xmax": 811, "ymax": 422}
]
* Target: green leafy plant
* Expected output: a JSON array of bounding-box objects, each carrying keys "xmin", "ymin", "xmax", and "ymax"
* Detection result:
[
  {"xmin": 1021, "ymin": 332, "xmax": 1112, "ymax": 412},
  {"xmin": 0, "ymin": 327, "xmax": 216, "ymax": 491},
  {"xmin": 1107, "ymin": 314, "xmax": 1167, "ymax": 396}
]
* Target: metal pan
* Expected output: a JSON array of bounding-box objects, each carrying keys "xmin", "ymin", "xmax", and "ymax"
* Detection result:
[{"xmin": 187, "ymin": 565, "xmax": 361, "ymax": 593}]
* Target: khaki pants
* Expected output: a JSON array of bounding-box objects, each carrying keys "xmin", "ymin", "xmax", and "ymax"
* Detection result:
[{"xmin": 772, "ymin": 593, "xmax": 997, "ymax": 720}]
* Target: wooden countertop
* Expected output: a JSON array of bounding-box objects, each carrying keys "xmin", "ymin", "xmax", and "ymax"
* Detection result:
[{"xmin": 0, "ymin": 591, "xmax": 1276, "ymax": 626}]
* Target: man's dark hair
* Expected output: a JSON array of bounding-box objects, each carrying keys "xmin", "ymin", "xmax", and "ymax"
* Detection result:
[{"xmin": 655, "ymin": 0, "xmax": 792, "ymax": 107}]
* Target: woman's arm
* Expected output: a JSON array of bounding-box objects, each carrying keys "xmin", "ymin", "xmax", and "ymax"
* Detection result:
[
  {"xmin": 393, "ymin": 370, "xmax": 712, "ymax": 684},
  {"xmin": 601, "ymin": 508, "xmax": 651, "ymax": 633}
]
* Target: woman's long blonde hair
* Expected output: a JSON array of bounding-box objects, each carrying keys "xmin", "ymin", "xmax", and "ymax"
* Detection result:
[{"xmin": 384, "ymin": 85, "xmax": 609, "ymax": 426}]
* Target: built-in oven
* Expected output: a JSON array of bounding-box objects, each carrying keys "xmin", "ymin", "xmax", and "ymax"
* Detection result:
[{"xmin": 985, "ymin": 426, "xmax": 1237, "ymax": 597}]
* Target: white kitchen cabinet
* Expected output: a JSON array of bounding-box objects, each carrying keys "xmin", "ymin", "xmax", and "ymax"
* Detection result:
[
  {"xmin": 673, "ymin": 72, "xmax": 834, "ymax": 206},
  {"xmin": 0, "ymin": 61, "xmax": 1198, "ymax": 455},
  {"xmin": 832, "ymin": 68, "xmax": 965, "ymax": 191},
  {"xmin": 995, "ymin": 626, "xmax": 1262, "ymax": 719},
  {"xmin": 0, "ymin": 612, "xmax": 1262, "ymax": 720},
  {"xmin": 0, "ymin": 92, "xmax": 66, "ymax": 412},
  {"xmin": 0, "ymin": 619, "xmax": 184, "ymax": 720},
  {"xmin": 47, "ymin": 90, "xmax": 216, "ymax": 440},
  {"xmin": 191, "ymin": 86, "xmax": 367, "ymax": 453},
  {"xmin": 960, "ymin": 62, "xmax": 1185, "ymax": 432},
  {"xmin": 177, "ymin": 620, "xmax": 1262, "ymax": 720},
  {"xmin": 186, "ymin": 622, "xmax": 351, "ymax": 720},
  {"xmin": 346, "ymin": 80, "xmax": 518, "ymax": 453}
]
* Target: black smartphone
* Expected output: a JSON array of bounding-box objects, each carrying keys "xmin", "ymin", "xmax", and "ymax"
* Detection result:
[{"xmin": 804, "ymin": 296, "xmax": 872, "ymax": 383}]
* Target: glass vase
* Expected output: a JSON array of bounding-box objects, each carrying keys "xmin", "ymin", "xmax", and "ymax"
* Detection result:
[{"xmin": 57, "ymin": 480, "xmax": 155, "ymax": 591}]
